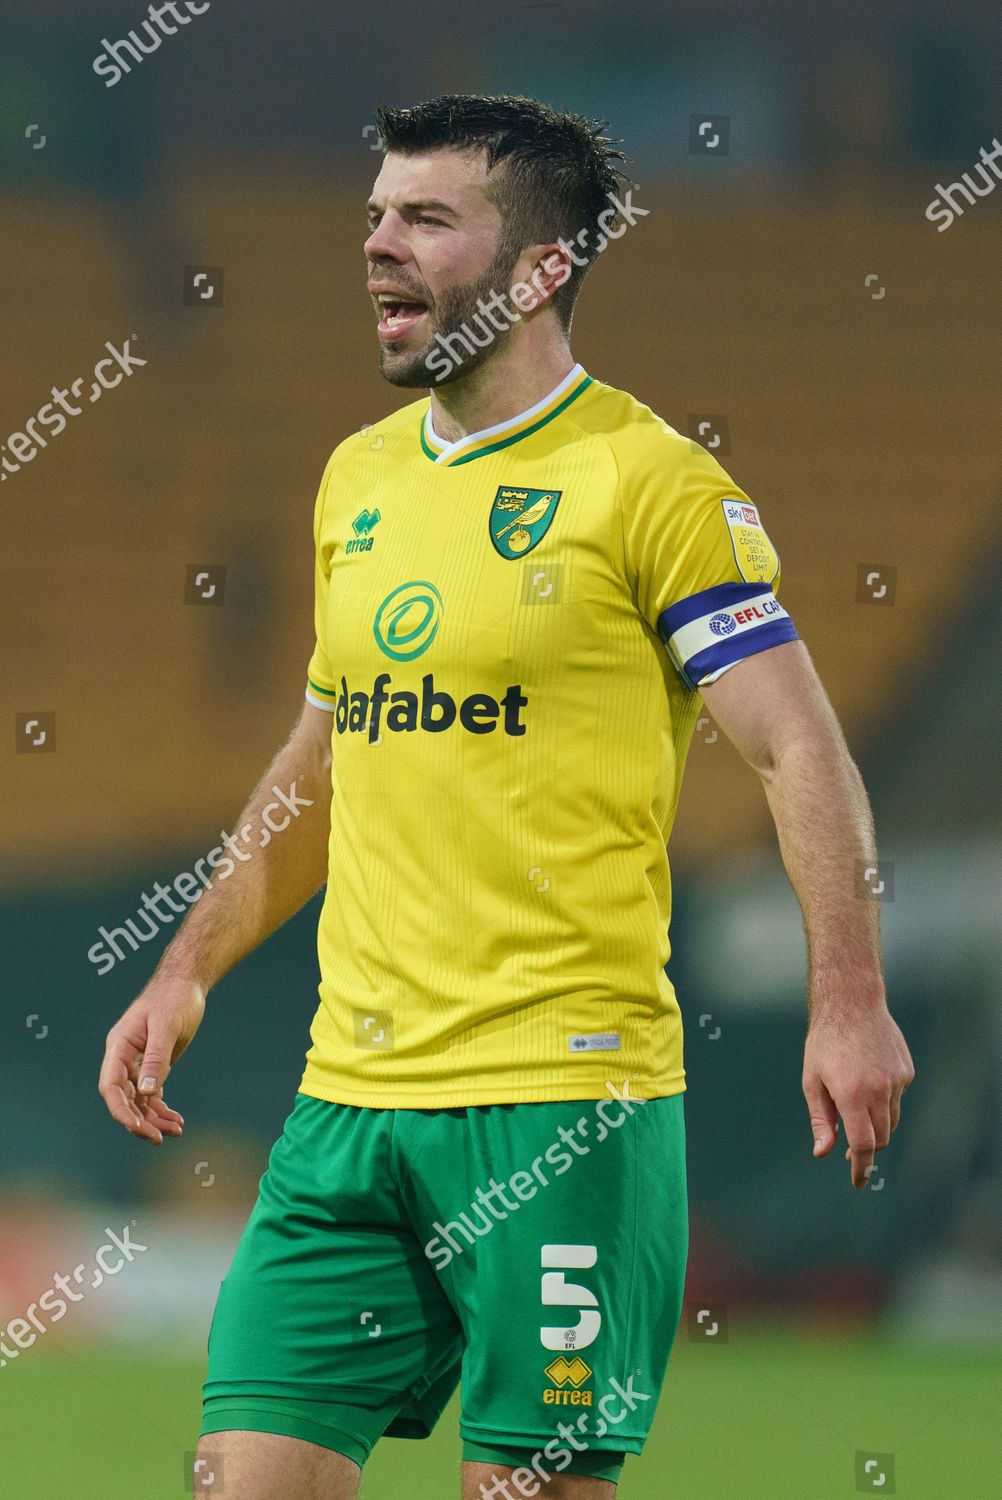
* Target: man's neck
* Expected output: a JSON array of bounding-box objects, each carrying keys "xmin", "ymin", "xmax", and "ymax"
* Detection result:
[{"xmin": 428, "ymin": 346, "xmax": 578, "ymax": 446}]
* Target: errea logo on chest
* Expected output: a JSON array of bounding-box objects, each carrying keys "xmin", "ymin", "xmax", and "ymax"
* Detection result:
[{"xmin": 345, "ymin": 506, "xmax": 381, "ymax": 554}]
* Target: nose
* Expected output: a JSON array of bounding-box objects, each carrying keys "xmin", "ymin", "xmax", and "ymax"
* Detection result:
[{"xmin": 364, "ymin": 213, "xmax": 406, "ymax": 265}]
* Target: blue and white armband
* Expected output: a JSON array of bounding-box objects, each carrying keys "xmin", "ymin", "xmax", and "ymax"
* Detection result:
[{"xmin": 657, "ymin": 581, "xmax": 799, "ymax": 690}]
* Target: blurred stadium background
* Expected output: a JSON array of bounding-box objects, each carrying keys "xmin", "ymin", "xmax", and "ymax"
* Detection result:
[{"xmin": 2, "ymin": 1, "xmax": 1001, "ymax": 1495}]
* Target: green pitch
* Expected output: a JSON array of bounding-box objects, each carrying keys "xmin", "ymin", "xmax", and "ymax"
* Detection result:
[{"xmin": 3, "ymin": 1329, "xmax": 999, "ymax": 1498}]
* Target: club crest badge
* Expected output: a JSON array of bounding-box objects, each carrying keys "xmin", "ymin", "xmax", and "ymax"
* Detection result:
[{"xmin": 489, "ymin": 486, "xmax": 562, "ymax": 559}]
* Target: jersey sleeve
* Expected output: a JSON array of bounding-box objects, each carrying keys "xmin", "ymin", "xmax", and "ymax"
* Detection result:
[
  {"xmin": 305, "ymin": 454, "xmax": 338, "ymax": 712},
  {"xmin": 624, "ymin": 437, "xmax": 799, "ymax": 690}
]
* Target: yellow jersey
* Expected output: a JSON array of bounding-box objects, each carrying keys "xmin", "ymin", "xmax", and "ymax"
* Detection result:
[{"xmin": 299, "ymin": 364, "xmax": 797, "ymax": 1107}]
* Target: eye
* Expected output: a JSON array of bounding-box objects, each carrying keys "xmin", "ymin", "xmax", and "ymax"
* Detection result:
[{"xmin": 415, "ymin": 215, "xmax": 443, "ymax": 226}]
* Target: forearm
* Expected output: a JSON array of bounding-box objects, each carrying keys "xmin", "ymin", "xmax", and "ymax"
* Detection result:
[
  {"xmin": 697, "ymin": 645, "xmax": 913, "ymax": 1186},
  {"xmin": 154, "ymin": 723, "xmax": 332, "ymax": 995},
  {"xmin": 760, "ymin": 731, "xmax": 886, "ymax": 1019}
]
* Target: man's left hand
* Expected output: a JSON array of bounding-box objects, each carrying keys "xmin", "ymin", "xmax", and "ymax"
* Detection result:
[{"xmin": 803, "ymin": 1005, "xmax": 915, "ymax": 1189}]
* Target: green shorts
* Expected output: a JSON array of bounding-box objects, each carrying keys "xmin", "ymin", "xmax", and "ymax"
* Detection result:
[{"xmin": 201, "ymin": 1087, "xmax": 688, "ymax": 1484}]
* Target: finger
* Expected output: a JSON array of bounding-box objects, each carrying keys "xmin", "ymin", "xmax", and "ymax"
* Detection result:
[
  {"xmin": 135, "ymin": 1103, "xmax": 166, "ymax": 1143},
  {"xmin": 889, "ymin": 1087, "xmax": 902, "ymax": 1134},
  {"xmin": 841, "ymin": 1105, "xmax": 876, "ymax": 1189},
  {"xmin": 124, "ymin": 1085, "xmax": 162, "ymax": 1142},
  {"xmin": 146, "ymin": 1095, "xmax": 184, "ymax": 1127},
  {"xmin": 99, "ymin": 1032, "xmax": 139, "ymax": 1098},
  {"xmin": 128, "ymin": 1110, "xmax": 164, "ymax": 1144},
  {"xmin": 137, "ymin": 1021, "xmax": 176, "ymax": 1097},
  {"xmin": 100, "ymin": 1042, "xmax": 168, "ymax": 1142},
  {"xmin": 123, "ymin": 1080, "xmax": 164, "ymax": 1143},
  {"xmin": 106, "ymin": 1085, "xmax": 146, "ymax": 1132},
  {"xmin": 141, "ymin": 1096, "xmax": 182, "ymax": 1136},
  {"xmin": 99, "ymin": 1046, "xmax": 145, "ymax": 1130},
  {"xmin": 802, "ymin": 1073, "xmax": 839, "ymax": 1157},
  {"xmin": 870, "ymin": 1098, "xmax": 892, "ymax": 1152},
  {"xmin": 112, "ymin": 1093, "xmax": 162, "ymax": 1143},
  {"xmin": 134, "ymin": 1081, "xmax": 173, "ymax": 1116}
]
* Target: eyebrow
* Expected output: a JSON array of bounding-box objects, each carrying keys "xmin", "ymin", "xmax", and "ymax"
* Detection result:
[{"xmin": 366, "ymin": 198, "xmax": 461, "ymax": 219}]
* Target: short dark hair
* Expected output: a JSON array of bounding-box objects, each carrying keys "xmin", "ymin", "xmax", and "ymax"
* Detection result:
[{"xmin": 373, "ymin": 94, "xmax": 633, "ymax": 333}]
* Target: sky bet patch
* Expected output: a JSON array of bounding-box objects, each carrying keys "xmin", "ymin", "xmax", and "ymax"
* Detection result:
[{"xmin": 721, "ymin": 498, "xmax": 779, "ymax": 584}]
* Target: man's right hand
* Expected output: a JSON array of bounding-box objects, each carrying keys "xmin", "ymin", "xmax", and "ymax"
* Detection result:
[{"xmin": 98, "ymin": 979, "xmax": 205, "ymax": 1143}]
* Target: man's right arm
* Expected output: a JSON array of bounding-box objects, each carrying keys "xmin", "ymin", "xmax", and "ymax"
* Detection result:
[{"xmin": 98, "ymin": 701, "xmax": 333, "ymax": 1142}]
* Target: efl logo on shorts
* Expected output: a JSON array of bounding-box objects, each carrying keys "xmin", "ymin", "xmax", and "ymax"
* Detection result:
[{"xmin": 540, "ymin": 1244, "xmax": 601, "ymax": 1352}]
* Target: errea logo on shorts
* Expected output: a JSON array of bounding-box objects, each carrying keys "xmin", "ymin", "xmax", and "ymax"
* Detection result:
[
  {"xmin": 540, "ymin": 1244, "xmax": 601, "ymax": 1353},
  {"xmin": 543, "ymin": 1355, "xmax": 594, "ymax": 1407}
]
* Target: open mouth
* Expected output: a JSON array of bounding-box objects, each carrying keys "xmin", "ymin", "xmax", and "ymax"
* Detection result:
[{"xmin": 376, "ymin": 295, "xmax": 429, "ymax": 340}]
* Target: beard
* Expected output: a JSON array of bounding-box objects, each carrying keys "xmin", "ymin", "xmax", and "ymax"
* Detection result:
[{"xmin": 377, "ymin": 242, "xmax": 524, "ymax": 390}]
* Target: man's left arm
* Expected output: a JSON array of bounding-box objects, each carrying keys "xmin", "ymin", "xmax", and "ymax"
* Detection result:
[{"xmin": 699, "ymin": 638, "xmax": 915, "ymax": 1189}]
